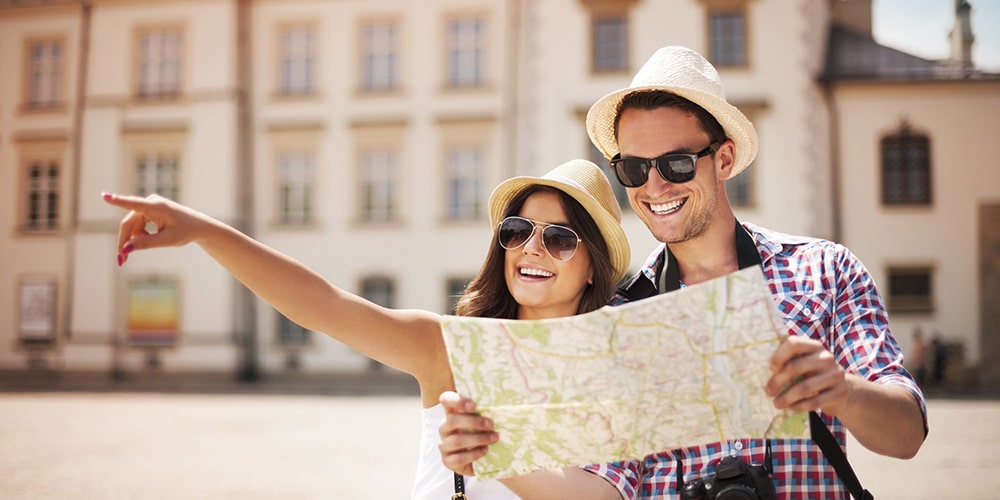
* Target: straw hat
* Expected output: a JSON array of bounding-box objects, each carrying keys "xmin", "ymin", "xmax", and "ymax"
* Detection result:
[
  {"xmin": 488, "ymin": 159, "xmax": 631, "ymax": 282},
  {"xmin": 586, "ymin": 46, "xmax": 758, "ymax": 179}
]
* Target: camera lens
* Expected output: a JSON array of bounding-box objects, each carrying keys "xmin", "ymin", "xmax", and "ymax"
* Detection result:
[
  {"xmin": 680, "ymin": 480, "xmax": 707, "ymax": 499},
  {"xmin": 713, "ymin": 484, "xmax": 761, "ymax": 500}
]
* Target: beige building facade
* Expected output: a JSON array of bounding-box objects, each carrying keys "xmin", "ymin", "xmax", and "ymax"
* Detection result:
[{"xmin": 2, "ymin": 0, "xmax": 997, "ymax": 390}]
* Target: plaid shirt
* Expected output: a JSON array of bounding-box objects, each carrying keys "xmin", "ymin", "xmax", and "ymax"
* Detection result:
[{"xmin": 584, "ymin": 222, "xmax": 927, "ymax": 499}]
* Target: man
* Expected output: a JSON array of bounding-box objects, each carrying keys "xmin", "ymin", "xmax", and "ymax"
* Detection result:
[{"xmin": 439, "ymin": 46, "xmax": 927, "ymax": 499}]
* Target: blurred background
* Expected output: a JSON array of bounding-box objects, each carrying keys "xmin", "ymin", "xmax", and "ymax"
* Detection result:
[
  {"xmin": 2, "ymin": 1, "xmax": 1000, "ymax": 498},
  {"xmin": 1, "ymin": 0, "xmax": 999, "ymax": 394}
]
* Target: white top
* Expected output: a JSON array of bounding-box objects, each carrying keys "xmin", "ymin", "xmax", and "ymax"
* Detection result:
[{"xmin": 411, "ymin": 403, "xmax": 520, "ymax": 500}]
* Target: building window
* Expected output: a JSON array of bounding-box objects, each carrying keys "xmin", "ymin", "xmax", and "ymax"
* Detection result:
[
  {"xmin": 361, "ymin": 21, "xmax": 398, "ymax": 92},
  {"xmin": 126, "ymin": 279, "xmax": 180, "ymax": 347},
  {"xmin": 23, "ymin": 160, "xmax": 60, "ymax": 231},
  {"xmin": 278, "ymin": 151, "xmax": 313, "ymax": 225},
  {"xmin": 726, "ymin": 103, "xmax": 760, "ymax": 208},
  {"xmin": 361, "ymin": 277, "xmax": 395, "ymax": 308},
  {"xmin": 726, "ymin": 167, "xmax": 753, "ymax": 208},
  {"xmin": 25, "ymin": 39, "xmax": 63, "ymax": 109},
  {"xmin": 359, "ymin": 149, "xmax": 396, "ymax": 222},
  {"xmin": 446, "ymin": 146, "xmax": 483, "ymax": 220},
  {"xmin": 445, "ymin": 17, "xmax": 485, "ymax": 88},
  {"xmin": 277, "ymin": 313, "xmax": 310, "ymax": 347},
  {"xmin": 135, "ymin": 153, "xmax": 178, "ymax": 200},
  {"xmin": 592, "ymin": 14, "xmax": 627, "ymax": 73},
  {"xmin": 136, "ymin": 27, "xmax": 182, "ymax": 100},
  {"xmin": 445, "ymin": 277, "xmax": 472, "ymax": 314},
  {"xmin": 882, "ymin": 123, "xmax": 931, "ymax": 206},
  {"xmin": 19, "ymin": 277, "xmax": 57, "ymax": 345},
  {"xmin": 278, "ymin": 25, "xmax": 315, "ymax": 96},
  {"xmin": 887, "ymin": 267, "xmax": 933, "ymax": 313},
  {"xmin": 708, "ymin": 8, "xmax": 747, "ymax": 67},
  {"xmin": 360, "ymin": 276, "xmax": 394, "ymax": 370}
]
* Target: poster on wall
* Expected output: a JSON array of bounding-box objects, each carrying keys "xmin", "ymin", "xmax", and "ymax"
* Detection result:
[
  {"xmin": 20, "ymin": 278, "xmax": 56, "ymax": 344},
  {"xmin": 127, "ymin": 280, "xmax": 179, "ymax": 347}
]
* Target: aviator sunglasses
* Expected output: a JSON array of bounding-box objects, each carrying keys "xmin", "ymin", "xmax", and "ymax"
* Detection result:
[
  {"xmin": 610, "ymin": 142, "xmax": 721, "ymax": 187},
  {"xmin": 497, "ymin": 216, "xmax": 582, "ymax": 261}
]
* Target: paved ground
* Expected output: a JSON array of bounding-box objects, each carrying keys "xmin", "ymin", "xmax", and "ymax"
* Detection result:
[{"xmin": 2, "ymin": 388, "xmax": 998, "ymax": 499}]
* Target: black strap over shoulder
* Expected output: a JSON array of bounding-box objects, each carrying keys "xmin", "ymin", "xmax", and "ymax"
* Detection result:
[{"xmin": 810, "ymin": 412, "xmax": 874, "ymax": 500}]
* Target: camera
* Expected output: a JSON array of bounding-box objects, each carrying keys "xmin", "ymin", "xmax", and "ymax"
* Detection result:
[{"xmin": 679, "ymin": 455, "xmax": 777, "ymax": 500}]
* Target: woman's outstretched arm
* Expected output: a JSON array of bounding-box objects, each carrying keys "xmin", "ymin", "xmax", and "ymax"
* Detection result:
[{"xmin": 103, "ymin": 193, "xmax": 453, "ymax": 405}]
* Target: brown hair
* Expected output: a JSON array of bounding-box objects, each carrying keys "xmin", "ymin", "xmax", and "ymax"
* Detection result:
[
  {"xmin": 455, "ymin": 186, "xmax": 617, "ymax": 319},
  {"xmin": 614, "ymin": 90, "xmax": 728, "ymax": 145}
]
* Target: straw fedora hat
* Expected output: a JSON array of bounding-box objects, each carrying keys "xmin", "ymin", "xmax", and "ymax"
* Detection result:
[
  {"xmin": 586, "ymin": 46, "xmax": 758, "ymax": 180},
  {"xmin": 488, "ymin": 159, "xmax": 631, "ymax": 282}
]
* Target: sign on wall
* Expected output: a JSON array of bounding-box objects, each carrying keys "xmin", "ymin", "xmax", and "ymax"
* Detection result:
[
  {"xmin": 19, "ymin": 277, "xmax": 57, "ymax": 344},
  {"xmin": 127, "ymin": 279, "xmax": 179, "ymax": 347}
]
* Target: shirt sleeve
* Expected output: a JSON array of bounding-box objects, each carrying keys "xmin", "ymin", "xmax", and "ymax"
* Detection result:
[
  {"xmin": 581, "ymin": 460, "xmax": 641, "ymax": 500},
  {"xmin": 831, "ymin": 245, "xmax": 929, "ymax": 434}
]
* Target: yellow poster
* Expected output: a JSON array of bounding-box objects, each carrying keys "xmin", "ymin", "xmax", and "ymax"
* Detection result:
[{"xmin": 127, "ymin": 280, "xmax": 178, "ymax": 346}]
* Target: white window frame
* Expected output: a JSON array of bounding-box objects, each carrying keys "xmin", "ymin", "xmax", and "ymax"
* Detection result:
[
  {"xmin": 136, "ymin": 27, "xmax": 182, "ymax": 99},
  {"xmin": 591, "ymin": 14, "xmax": 628, "ymax": 73},
  {"xmin": 446, "ymin": 146, "xmax": 483, "ymax": 220},
  {"xmin": 23, "ymin": 159, "xmax": 60, "ymax": 232},
  {"xmin": 25, "ymin": 38, "xmax": 64, "ymax": 109},
  {"xmin": 278, "ymin": 151, "xmax": 313, "ymax": 225},
  {"xmin": 361, "ymin": 21, "xmax": 398, "ymax": 92},
  {"xmin": 135, "ymin": 152, "xmax": 178, "ymax": 200},
  {"xmin": 279, "ymin": 25, "xmax": 315, "ymax": 96},
  {"xmin": 359, "ymin": 149, "xmax": 396, "ymax": 223},
  {"xmin": 708, "ymin": 8, "xmax": 747, "ymax": 67},
  {"xmin": 446, "ymin": 17, "xmax": 485, "ymax": 88}
]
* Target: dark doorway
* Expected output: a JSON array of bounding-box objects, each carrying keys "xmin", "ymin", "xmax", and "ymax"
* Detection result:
[{"xmin": 979, "ymin": 204, "xmax": 1000, "ymax": 391}]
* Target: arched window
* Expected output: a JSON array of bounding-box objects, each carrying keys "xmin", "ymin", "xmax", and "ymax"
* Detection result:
[{"xmin": 881, "ymin": 122, "xmax": 931, "ymax": 206}]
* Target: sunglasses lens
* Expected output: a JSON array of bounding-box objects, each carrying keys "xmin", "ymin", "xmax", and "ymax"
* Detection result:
[
  {"xmin": 542, "ymin": 226, "xmax": 579, "ymax": 261},
  {"xmin": 660, "ymin": 156, "xmax": 696, "ymax": 183},
  {"xmin": 498, "ymin": 217, "xmax": 534, "ymax": 249},
  {"xmin": 614, "ymin": 159, "xmax": 650, "ymax": 188}
]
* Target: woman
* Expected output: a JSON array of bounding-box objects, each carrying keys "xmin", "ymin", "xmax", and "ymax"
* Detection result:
[{"xmin": 103, "ymin": 158, "xmax": 631, "ymax": 500}]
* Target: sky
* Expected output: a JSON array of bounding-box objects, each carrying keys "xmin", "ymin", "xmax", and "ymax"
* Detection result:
[{"xmin": 872, "ymin": 0, "xmax": 1000, "ymax": 71}]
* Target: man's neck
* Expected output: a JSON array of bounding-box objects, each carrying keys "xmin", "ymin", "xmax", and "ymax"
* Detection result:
[{"xmin": 666, "ymin": 218, "xmax": 740, "ymax": 286}]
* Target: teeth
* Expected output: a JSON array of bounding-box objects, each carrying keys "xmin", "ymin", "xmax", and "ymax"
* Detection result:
[
  {"xmin": 520, "ymin": 267, "xmax": 554, "ymax": 278},
  {"xmin": 649, "ymin": 199, "xmax": 684, "ymax": 215}
]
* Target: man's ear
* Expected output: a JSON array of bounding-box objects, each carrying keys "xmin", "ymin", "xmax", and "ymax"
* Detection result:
[{"xmin": 715, "ymin": 139, "xmax": 736, "ymax": 179}]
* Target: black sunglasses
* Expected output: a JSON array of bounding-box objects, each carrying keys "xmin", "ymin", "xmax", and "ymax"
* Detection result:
[
  {"xmin": 610, "ymin": 142, "xmax": 721, "ymax": 187},
  {"xmin": 497, "ymin": 216, "xmax": 581, "ymax": 261}
]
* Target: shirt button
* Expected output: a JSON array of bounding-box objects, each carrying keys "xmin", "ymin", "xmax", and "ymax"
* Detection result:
[{"xmin": 733, "ymin": 441, "xmax": 744, "ymax": 451}]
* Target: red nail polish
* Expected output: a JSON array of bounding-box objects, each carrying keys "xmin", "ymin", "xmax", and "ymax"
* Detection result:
[
  {"xmin": 117, "ymin": 254, "xmax": 123, "ymax": 266},
  {"xmin": 123, "ymin": 244, "xmax": 134, "ymax": 255}
]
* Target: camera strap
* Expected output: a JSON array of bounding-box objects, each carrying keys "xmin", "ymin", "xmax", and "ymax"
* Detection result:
[
  {"xmin": 452, "ymin": 472, "xmax": 467, "ymax": 499},
  {"xmin": 810, "ymin": 411, "xmax": 874, "ymax": 500}
]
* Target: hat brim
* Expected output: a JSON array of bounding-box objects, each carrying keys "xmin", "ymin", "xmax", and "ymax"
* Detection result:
[
  {"xmin": 586, "ymin": 85, "xmax": 758, "ymax": 180},
  {"xmin": 489, "ymin": 174, "xmax": 631, "ymax": 283}
]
